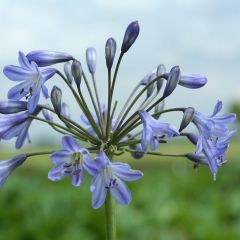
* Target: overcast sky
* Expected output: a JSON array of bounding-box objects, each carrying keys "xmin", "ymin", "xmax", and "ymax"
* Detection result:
[{"xmin": 0, "ymin": 0, "xmax": 239, "ymax": 145}]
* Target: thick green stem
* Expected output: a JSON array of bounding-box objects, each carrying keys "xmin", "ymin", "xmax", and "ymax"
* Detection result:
[
  {"xmin": 105, "ymin": 154, "xmax": 117, "ymax": 240},
  {"xmin": 105, "ymin": 191, "xmax": 116, "ymax": 240}
]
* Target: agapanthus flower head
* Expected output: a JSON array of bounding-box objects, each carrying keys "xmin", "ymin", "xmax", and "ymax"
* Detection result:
[
  {"xmin": 105, "ymin": 38, "xmax": 117, "ymax": 70},
  {"xmin": 192, "ymin": 101, "xmax": 237, "ymax": 179},
  {"xmin": 0, "ymin": 154, "xmax": 27, "ymax": 187},
  {"xmin": 26, "ymin": 50, "xmax": 73, "ymax": 67},
  {"xmin": 139, "ymin": 110, "xmax": 179, "ymax": 152},
  {"xmin": 0, "ymin": 103, "xmax": 40, "ymax": 148},
  {"xmin": 90, "ymin": 151, "xmax": 143, "ymax": 209},
  {"xmin": 48, "ymin": 135, "xmax": 96, "ymax": 186},
  {"xmin": 86, "ymin": 47, "xmax": 97, "ymax": 74},
  {"xmin": 3, "ymin": 51, "xmax": 56, "ymax": 113},
  {"xmin": 121, "ymin": 21, "xmax": 140, "ymax": 53}
]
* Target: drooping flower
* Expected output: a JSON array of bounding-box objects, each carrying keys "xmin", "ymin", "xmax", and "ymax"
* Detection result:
[
  {"xmin": 90, "ymin": 151, "xmax": 143, "ymax": 209},
  {"xmin": 0, "ymin": 154, "xmax": 27, "ymax": 187},
  {"xmin": 26, "ymin": 50, "xmax": 73, "ymax": 67},
  {"xmin": 0, "ymin": 102, "xmax": 41, "ymax": 148},
  {"xmin": 3, "ymin": 51, "xmax": 56, "ymax": 113},
  {"xmin": 48, "ymin": 135, "xmax": 96, "ymax": 186},
  {"xmin": 192, "ymin": 101, "xmax": 237, "ymax": 179},
  {"xmin": 139, "ymin": 110, "xmax": 179, "ymax": 152}
]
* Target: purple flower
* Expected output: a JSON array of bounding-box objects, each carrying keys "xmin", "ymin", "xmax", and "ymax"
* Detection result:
[
  {"xmin": 179, "ymin": 74, "xmax": 207, "ymax": 89},
  {"xmin": 86, "ymin": 47, "xmax": 96, "ymax": 74},
  {"xmin": 121, "ymin": 21, "xmax": 140, "ymax": 53},
  {"xmin": 139, "ymin": 110, "xmax": 179, "ymax": 152},
  {"xmin": 90, "ymin": 151, "xmax": 143, "ymax": 209},
  {"xmin": 192, "ymin": 101, "xmax": 237, "ymax": 180},
  {"xmin": 0, "ymin": 103, "xmax": 40, "ymax": 148},
  {"xmin": 0, "ymin": 154, "xmax": 27, "ymax": 187},
  {"xmin": 48, "ymin": 136, "xmax": 96, "ymax": 186},
  {"xmin": 0, "ymin": 100, "xmax": 27, "ymax": 114},
  {"xmin": 26, "ymin": 50, "xmax": 73, "ymax": 67},
  {"xmin": 42, "ymin": 104, "xmax": 53, "ymax": 121},
  {"xmin": 61, "ymin": 102, "xmax": 70, "ymax": 118},
  {"xmin": 3, "ymin": 51, "xmax": 56, "ymax": 113}
]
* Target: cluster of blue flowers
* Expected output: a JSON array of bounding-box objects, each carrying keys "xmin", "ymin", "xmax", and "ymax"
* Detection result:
[{"xmin": 0, "ymin": 21, "xmax": 236, "ymax": 208}]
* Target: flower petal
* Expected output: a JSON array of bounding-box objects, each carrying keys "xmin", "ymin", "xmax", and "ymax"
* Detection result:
[
  {"xmin": 70, "ymin": 171, "xmax": 83, "ymax": 187},
  {"xmin": 51, "ymin": 150, "xmax": 73, "ymax": 165},
  {"xmin": 62, "ymin": 135, "xmax": 80, "ymax": 152},
  {"xmin": 48, "ymin": 164, "xmax": 67, "ymax": 181}
]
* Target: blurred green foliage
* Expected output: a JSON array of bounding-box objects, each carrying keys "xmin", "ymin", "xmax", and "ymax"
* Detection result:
[{"xmin": 0, "ymin": 140, "xmax": 239, "ymax": 240}]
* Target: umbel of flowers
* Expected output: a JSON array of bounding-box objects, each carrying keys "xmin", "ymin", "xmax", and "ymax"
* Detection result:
[{"xmin": 0, "ymin": 21, "xmax": 236, "ymax": 239}]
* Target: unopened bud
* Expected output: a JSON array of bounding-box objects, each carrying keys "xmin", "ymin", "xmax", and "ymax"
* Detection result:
[
  {"xmin": 51, "ymin": 86, "xmax": 62, "ymax": 116},
  {"xmin": 86, "ymin": 47, "xmax": 96, "ymax": 74},
  {"xmin": 105, "ymin": 38, "xmax": 117, "ymax": 70},
  {"xmin": 71, "ymin": 60, "xmax": 82, "ymax": 89},
  {"xmin": 156, "ymin": 64, "xmax": 166, "ymax": 92},
  {"xmin": 154, "ymin": 100, "xmax": 165, "ymax": 119},
  {"xmin": 179, "ymin": 107, "xmax": 195, "ymax": 132},
  {"xmin": 64, "ymin": 61, "xmax": 74, "ymax": 84},
  {"xmin": 179, "ymin": 74, "xmax": 207, "ymax": 89},
  {"xmin": 121, "ymin": 21, "xmax": 140, "ymax": 53},
  {"xmin": 42, "ymin": 104, "xmax": 53, "ymax": 121},
  {"xmin": 61, "ymin": 102, "xmax": 70, "ymax": 118}
]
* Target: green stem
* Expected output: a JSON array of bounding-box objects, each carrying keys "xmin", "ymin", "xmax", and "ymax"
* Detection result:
[
  {"xmin": 105, "ymin": 154, "xmax": 117, "ymax": 240},
  {"xmin": 105, "ymin": 193, "xmax": 116, "ymax": 240}
]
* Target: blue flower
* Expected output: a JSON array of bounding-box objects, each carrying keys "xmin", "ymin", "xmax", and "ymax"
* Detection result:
[
  {"xmin": 0, "ymin": 100, "xmax": 27, "ymax": 114},
  {"xmin": 192, "ymin": 101, "xmax": 237, "ymax": 179},
  {"xmin": 3, "ymin": 51, "xmax": 56, "ymax": 113},
  {"xmin": 48, "ymin": 135, "xmax": 96, "ymax": 186},
  {"xmin": 26, "ymin": 50, "xmax": 73, "ymax": 67},
  {"xmin": 0, "ymin": 101, "xmax": 40, "ymax": 148},
  {"xmin": 139, "ymin": 110, "xmax": 179, "ymax": 152},
  {"xmin": 0, "ymin": 154, "xmax": 27, "ymax": 187},
  {"xmin": 90, "ymin": 151, "xmax": 143, "ymax": 209}
]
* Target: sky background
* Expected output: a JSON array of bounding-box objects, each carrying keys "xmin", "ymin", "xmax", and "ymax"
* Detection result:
[{"xmin": 0, "ymin": 0, "xmax": 239, "ymax": 145}]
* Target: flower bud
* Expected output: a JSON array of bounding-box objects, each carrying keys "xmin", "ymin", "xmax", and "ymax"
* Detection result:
[
  {"xmin": 179, "ymin": 74, "xmax": 207, "ymax": 89},
  {"xmin": 71, "ymin": 60, "xmax": 82, "ymax": 89},
  {"xmin": 163, "ymin": 66, "xmax": 180, "ymax": 98},
  {"xmin": 186, "ymin": 153, "xmax": 208, "ymax": 165},
  {"xmin": 140, "ymin": 67, "xmax": 157, "ymax": 85},
  {"xmin": 179, "ymin": 107, "xmax": 195, "ymax": 132},
  {"xmin": 146, "ymin": 74, "xmax": 156, "ymax": 98},
  {"xmin": 105, "ymin": 38, "xmax": 117, "ymax": 70},
  {"xmin": 186, "ymin": 133, "xmax": 198, "ymax": 145},
  {"xmin": 121, "ymin": 21, "xmax": 140, "ymax": 53},
  {"xmin": 42, "ymin": 104, "xmax": 53, "ymax": 121},
  {"xmin": 61, "ymin": 102, "xmax": 70, "ymax": 118},
  {"xmin": 51, "ymin": 86, "xmax": 62, "ymax": 116},
  {"xmin": 64, "ymin": 61, "xmax": 74, "ymax": 84},
  {"xmin": 0, "ymin": 100, "xmax": 27, "ymax": 114},
  {"xmin": 86, "ymin": 47, "xmax": 96, "ymax": 74},
  {"xmin": 154, "ymin": 100, "xmax": 165, "ymax": 119},
  {"xmin": 26, "ymin": 50, "xmax": 73, "ymax": 67},
  {"xmin": 156, "ymin": 64, "xmax": 166, "ymax": 92}
]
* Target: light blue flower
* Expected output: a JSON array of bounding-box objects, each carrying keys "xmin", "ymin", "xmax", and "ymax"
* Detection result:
[
  {"xmin": 192, "ymin": 101, "xmax": 237, "ymax": 179},
  {"xmin": 90, "ymin": 151, "xmax": 143, "ymax": 209},
  {"xmin": 3, "ymin": 51, "xmax": 56, "ymax": 113},
  {"xmin": 48, "ymin": 136, "xmax": 96, "ymax": 186},
  {"xmin": 139, "ymin": 110, "xmax": 179, "ymax": 152},
  {"xmin": 0, "ymin": 102, "xmax": 41, "ymax": 148},
  {"xmin": 0, "ymin": 154, "xmax": 27, "ymax": 187}
]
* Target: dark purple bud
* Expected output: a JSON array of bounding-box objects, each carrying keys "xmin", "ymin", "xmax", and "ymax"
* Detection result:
[
  {"xmin": 42, "ymin": 104, "xmax": 53, "ymax": 121},
  {"xmin": 64, "ymin": 61, "xmax": 74, "ymax": 84},
  {"xmin": 121, "ymin": 21, "xmax": 140, "ymax": 53},
  {"xmin": 61, "ymin": 102, "xmax": 70, "ymax": 118},
  {"xmin": 51, "ymin": 86, "xmax": 62, "ymax": 116},
  {"xmin": 129, "ymin": 143, "xmax": 144, "ymax": 159},
  {"xmin": 179, "ymin": 107, "xmax": 195, "ymax": 132},
  {"xmin": 163, "ymin": 66, "xmax": 180, "ymax": 98},
  {"xmin": 86, "ymin": 47, "xmax": 96, "ymax": 74},
  {"xmin": 0, "ymin": 100, "xmax": 27, "ymax": 114},
  {"xmin": 105, "ymin": 38, "xmax": 117, "ymax": 70},
  {"xmin": 186, "ymin": 133, "xmax": 198, "ymax": 145},
  {"xmin": 26, "ymin": 50, "xmax": 73, "ymax": 67},
  {"xmin": 71, "ymin": 60, "xmax": 82, "ymax": 89},
  {"xmin": 179, "ymin": 74, "xmax": 207, "ymax": 89},
  {"xmin": 156, "ymin": 64, "xmax": 166, "ymax": 92}
]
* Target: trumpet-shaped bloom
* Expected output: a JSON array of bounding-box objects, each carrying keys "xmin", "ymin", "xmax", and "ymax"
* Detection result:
[
  {"xmin": 90, "ymin": 151, "xmax": 143, "ymax": 209},
  {"xmin": 48, "ymin": 136, "xmax": 96, "ymax": 186},
  {"xmin": 192, "ymin": 101, "xmax": 236, "ymax": 179},
  {"xmin": 139, "ymin": 110, "xmax": 179, "ymax": 152},
  {"xmin": 0, "ymin": 104, "xmax": 40, "ymax": 148},
  {"xmin": 0, "ymin": 154, "xmax": 27, "ymax": 187},
  {"xmin": 3, "ymin": 51, "xmax": 56, "ymax": 113}
]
